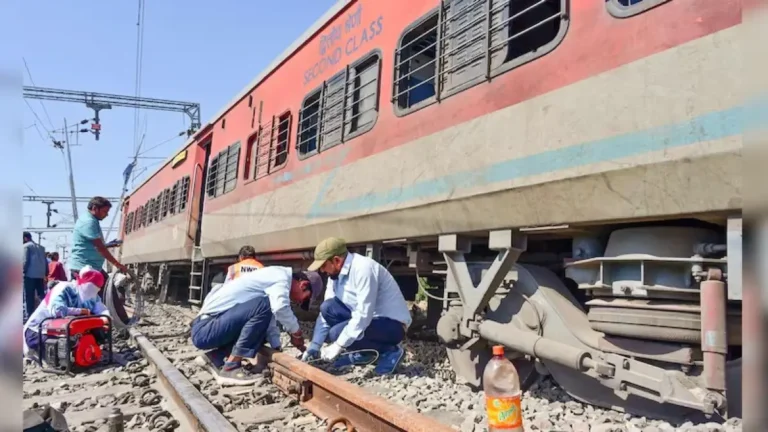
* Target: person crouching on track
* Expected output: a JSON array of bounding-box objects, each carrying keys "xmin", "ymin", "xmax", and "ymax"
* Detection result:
[
  {"xmin": 224, "ymin": 245, "xmax": 264, "ymax": 283},
  {"xmin": 22, "ymin": 265, "xmax": 111, "ymax": 359},
  {"xmin": 301, "ymin": 237, "xmax": 412, "ymax": 375},
  {"xmin": 190, "ymin": 267, "xmax": 319, "ymax": 386}
]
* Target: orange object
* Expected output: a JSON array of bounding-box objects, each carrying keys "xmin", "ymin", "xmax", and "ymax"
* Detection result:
[
  {"xmin": 74, "ymin": 333, "xmax": 102, "ymax": 368},
  {"xmin": 227, "ymin": 258, "xmax": 264, "ymax": 280},
  {"xmin": 484, "ymin": 345, "xmax": 523, "ymax": 431}
]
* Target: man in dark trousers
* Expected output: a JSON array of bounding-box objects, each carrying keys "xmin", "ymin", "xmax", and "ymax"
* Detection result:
[
  {"xmin": 22, "ymin": 232, "xmax": 47, "ymax": 322},
  {"xmin": 190, "ymin": 266, "xmax": 321, "ymax": 385},
  {"xmin": 302, "ymin": 237, "xmax": 412, "ymax": 375}
]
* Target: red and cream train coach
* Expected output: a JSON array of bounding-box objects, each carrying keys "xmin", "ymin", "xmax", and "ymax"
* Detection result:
[{"xmin": 119, "ymin": 0, "xmax": 744, "ymax": 421}]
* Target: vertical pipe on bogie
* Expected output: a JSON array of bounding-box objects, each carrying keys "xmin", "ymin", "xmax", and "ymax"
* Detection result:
[{"xmin": 700, "ymin": 278, "xmax": 728, "ymax": 407}]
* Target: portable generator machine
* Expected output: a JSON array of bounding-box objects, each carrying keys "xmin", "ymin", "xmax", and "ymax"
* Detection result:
[{"xmin": 36, "ymin": 315, "xmax": 113, "ymax": 373}]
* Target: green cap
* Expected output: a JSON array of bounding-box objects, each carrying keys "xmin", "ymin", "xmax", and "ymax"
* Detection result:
[{"xmin": 307, "ymin": 237, "xmax": 348, "ymax": 271}]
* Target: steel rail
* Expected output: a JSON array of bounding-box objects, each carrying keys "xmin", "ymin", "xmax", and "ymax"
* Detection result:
[
  {"xmin": 260, "ymin": 347, "xmax": 455, "ymax": 432},
  {"xmin": 129, "ymin": 328, "xmax": 238, "ymax": 432}
]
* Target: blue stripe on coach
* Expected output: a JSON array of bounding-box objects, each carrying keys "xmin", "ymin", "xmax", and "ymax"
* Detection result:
[{"xmin": 307, "ymin": 105, "xmax": 748, "ymax": 218}]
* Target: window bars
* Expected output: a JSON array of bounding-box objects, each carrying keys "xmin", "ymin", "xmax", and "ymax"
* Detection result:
[
  {"xmin": 206, "ymin": 143, "xmax": 241, "ymax": 198},
  {"xmin": 297, "ymin": 52, "xmax": 381, "ymax": 157},
  {"xmin": 393, "ymin": 0, "xmax": 566, "ymax": 110},
  {"xmin": 251, "ymin": 113, "xmax": 291, "ymax": 180}
]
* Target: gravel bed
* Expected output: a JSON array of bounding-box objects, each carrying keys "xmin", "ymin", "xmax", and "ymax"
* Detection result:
[
  {"xmin": 22, "ymin": 327, "xmax": 182, "ymax": 431},
  {"xmin": 32, "ymin": 300, "xmax": 741, "ymax": 432}
]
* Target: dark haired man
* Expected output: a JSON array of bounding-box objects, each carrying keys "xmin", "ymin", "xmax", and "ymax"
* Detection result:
[
  {"xmin": 22, "ymin": 231, "xmax": 47, "ymax": 322},
  {"xmin": 224, "ymin": 245, "xmax": 264, "ymax": 283},
  {"xmin": 303, "ymin": 237, "xmax": 411, "ymax": 375},
  {"xmin": 191, "ymin": 266, "xmax": 322, "ymax": 385},
  {"xmin": 69, "ymin": 196, "xmax": 129, "ymax": 280}
]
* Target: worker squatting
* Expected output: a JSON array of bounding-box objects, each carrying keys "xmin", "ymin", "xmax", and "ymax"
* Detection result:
[{"xmin": 190, "ymin": 237, "xmax": 412, "ymax": 385}]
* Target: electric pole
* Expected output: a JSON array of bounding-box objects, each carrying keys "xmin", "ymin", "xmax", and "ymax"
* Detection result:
[{"xmin": 63, "ymin": 118, "xmax": 78, "ymax": 220}]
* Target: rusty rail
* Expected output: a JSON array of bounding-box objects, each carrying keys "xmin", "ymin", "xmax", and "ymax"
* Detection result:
[
  {"xmin": 130, "ymin": 328, "xmax": 238, "ymax": 432},
  {"xmin": 260, "ymin": 347, "xmax": 455, "ymax": 432}
]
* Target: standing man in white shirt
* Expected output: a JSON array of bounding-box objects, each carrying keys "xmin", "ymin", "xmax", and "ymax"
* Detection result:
[
  {"xmin": 190, "ymin": 267, "xmax": 321, "ymax": 385},
  {"xmin": 302, "ymin": 237, "xmax": 412, "ymax": 375}
]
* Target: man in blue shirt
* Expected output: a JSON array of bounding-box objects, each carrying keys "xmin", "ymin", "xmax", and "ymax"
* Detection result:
[
  {"xmin": 190, "ymin": 267, "xmax": 320, "ymax": 386},
  {"xmin": 69, "ymin": 197, "xmax": 129, "ymax": 280},
  {"xmin": 22, "ymin": 232, "xmax": 47, "ymax": 323},
  {"xmin": 302, "ymin": 237, "xmax": 412, "ymax": 375}
]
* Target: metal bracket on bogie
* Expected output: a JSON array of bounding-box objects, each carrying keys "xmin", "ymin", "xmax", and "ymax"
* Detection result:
[{"xmin": 438, "ymin": 230, "xmax": 527, "ymax": 334}]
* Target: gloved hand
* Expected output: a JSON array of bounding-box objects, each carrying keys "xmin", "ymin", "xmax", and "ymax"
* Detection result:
[
  {"xmin": 301, "ymin": 349, "xmax": 319, "ymax": 362},
  {"xmin": 320, "ymin": 343, "xmax": 343, "ymax": 361}
]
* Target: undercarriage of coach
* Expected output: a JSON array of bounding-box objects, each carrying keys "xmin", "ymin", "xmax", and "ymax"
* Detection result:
[{"xmin": 427, "ymin": 219, "xmax": 741, "ymax": 423}]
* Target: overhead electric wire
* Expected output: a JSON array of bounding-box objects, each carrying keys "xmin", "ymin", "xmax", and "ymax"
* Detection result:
[
  {"xmin": 23, "ymin": 57, "xmax": 56, "ymax": 132},
  {"xmin": 24, "ymin": 182, "xmax": 39, "ymax": 196},
  {"xmin": 137, "ymin": 130, "xmax": 186, "ymax": 156}
]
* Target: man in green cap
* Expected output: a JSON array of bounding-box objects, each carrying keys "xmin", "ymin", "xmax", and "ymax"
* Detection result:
[{"xmin": 302, "ymin": 237, "xmax": 412, "ymax": 375}]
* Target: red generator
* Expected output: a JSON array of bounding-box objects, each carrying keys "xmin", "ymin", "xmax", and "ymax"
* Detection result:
[{"xmin": 36, "ymin": 315, "xmax": 113, "ymax": 373}]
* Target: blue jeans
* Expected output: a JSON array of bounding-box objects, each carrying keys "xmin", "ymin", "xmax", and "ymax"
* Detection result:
[
  {"xmin": 25, "ymin": 328, "xmax": 47, "ymax": 352},
  {"xmin": 190, "ymin": 296, "xmax": 273, "ymax": 362},
  {"xmin": 320, "ymin": 298, "xmax": 405, "ymax": 353},
  {"xmin": 23, "ymin": 277, "xmax": 45, "ymax": 323}
]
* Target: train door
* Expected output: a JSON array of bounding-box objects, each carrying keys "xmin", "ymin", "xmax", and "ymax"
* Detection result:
[
  {"xmin": 186, "ymin": 140, "xmax": 212, "ymax": 246},
  {"xmin": 187, "ymin": 140, "xmax": 212, "ymax": 304}
]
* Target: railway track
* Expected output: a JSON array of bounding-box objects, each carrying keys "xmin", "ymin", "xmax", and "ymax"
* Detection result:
[{"xmin": 23, "ymin": 299, "xmax": 744, "ymax": 432}]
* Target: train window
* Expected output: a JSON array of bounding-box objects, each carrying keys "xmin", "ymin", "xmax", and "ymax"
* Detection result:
[
  {"xmin": 252, "ymin": 122, "xmax": 272, "ymax": 180},
  {"xmin": 124, "ymin": 212, "xmax": 133, "ymax": 236},
  {"xmin": 297, "ymin": 89, "xmax": 322, "ymax": 158},
  {"xmin": 132, "ymin": 206, "xmax": 141, "ymax": 232},
  {"xmin": 320, "ymin": 71, "xmax": 346, "ymax": 151},
  {"xmin": 160, "ymin": 188, "xmax": 170, "ymax": 219},
  {"xmin": 223, "ymin": 142, "xmax": 240, "ymax": 194},
  {"xmin": 606, "ymin": 0, "xmax": 671, "ymax": 18},
  {"xmin": 168, "ymin": 182, "xmax": 179, "ymax": 215},
  {"xmin": 345, "ymin": 52, "xmax": 380, "ymax": 139},
  {"xmin": 206, "ymin": 154, "xmax": 219, "ymax": 197},
  {"xmin": 146, "ymin": 199, "xmax": 154, "ymax": 226},
  {"xmin": 251, "ymin": 112, "xmax": 291, "ymax": 180},
  {"xmin": 154, "ymin": 193, "xmax": 162, "ymax": 221},
  {"xmin": 141, "ymin": 203, "xmax": 148, "ymax": 227},
  {"xmin": 298, "ymin": 51, "xmax": 381, "ymax": 159},
  {"xmin": 394, "ymin": 0, "xmax": 568, "ymax": 115},
  {"xmin": 207, "ymin": 142, "xmax": 240, "ymax": 198},
  {"xmin": 394, "ymin": 13, "xmax": 439, "ymax": 112},
  {"xmin": 274, "ymin": 112, "xmax": 291, "ymax": 168},
  {"xmin": 179, "ymin": 176, "xmax": 190, "ymax": 211}
]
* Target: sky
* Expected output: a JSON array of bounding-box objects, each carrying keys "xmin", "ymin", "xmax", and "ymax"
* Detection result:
[{"xmin": 20, "ymin": 0, "xmax": 338, "ymax": 262}]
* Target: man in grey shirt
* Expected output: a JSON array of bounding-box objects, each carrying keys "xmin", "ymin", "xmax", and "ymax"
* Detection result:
[{"xmin": 22, "ymin": 231, "xmax": 47, "ymax": 323}]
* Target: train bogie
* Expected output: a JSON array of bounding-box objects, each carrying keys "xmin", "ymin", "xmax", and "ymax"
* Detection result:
[{"xmin": 434, "ymin": 219, "xmax": 741, "ymax": 421}]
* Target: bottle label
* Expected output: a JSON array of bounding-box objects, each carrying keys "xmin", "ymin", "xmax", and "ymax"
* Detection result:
[{"xmin": 486, "ymin": 393, "xmax": 523, "ymax": 430}]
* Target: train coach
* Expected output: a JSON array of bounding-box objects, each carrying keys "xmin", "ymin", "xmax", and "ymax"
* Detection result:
[{"xmin": 117, "ymin": 0, "xmax": 744, "ymax": 422}]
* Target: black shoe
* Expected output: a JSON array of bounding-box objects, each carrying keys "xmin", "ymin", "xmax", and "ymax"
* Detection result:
[{"xmin": 210, "ymin": 364, "xmax": 258, "ymax": 386}]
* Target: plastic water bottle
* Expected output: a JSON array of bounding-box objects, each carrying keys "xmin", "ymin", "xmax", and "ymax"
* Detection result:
[{"xmin": 483, "ymin": 345, "xmax": 523, "ymax": 431}]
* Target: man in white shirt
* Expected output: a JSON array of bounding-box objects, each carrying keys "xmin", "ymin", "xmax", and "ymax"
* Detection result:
[
  {"xmin": 302, "ymin": 237, "xmax": 412, "ymax": 375},
  {"xmin": 190, "ymin": 267, "xmax": 320, "ymax": 385}
]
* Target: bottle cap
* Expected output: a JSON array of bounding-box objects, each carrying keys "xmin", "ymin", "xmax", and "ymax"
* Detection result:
[{"xmin": 492, "ymin": 345, "xmax": 505, "ymax": 356}]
